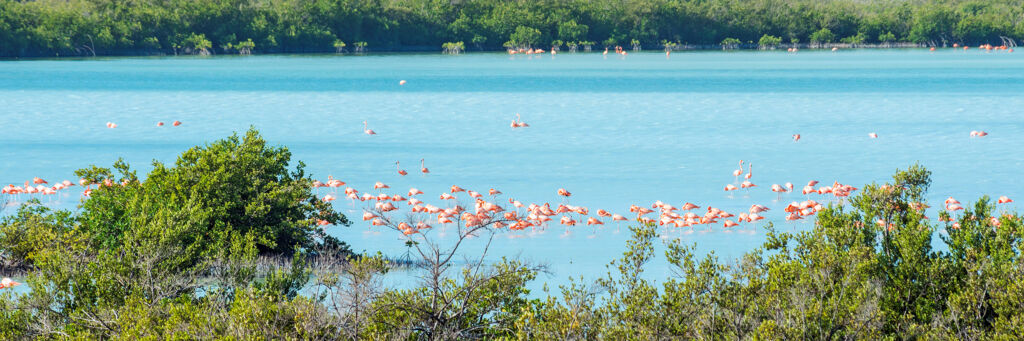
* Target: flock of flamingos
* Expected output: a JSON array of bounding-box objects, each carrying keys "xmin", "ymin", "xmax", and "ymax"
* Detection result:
[
  {"xmin": 314, "ymin": 154, "xmax": 1012, "ymax": 239},
  {"xmin": 0, "ymin": 116, "xmax": 1005, "ymax": 236},
  {"xmin": 4, "ymin": 116, "xmax": 1005, "ymax": 245},
  {"xmin": 507, "ymin": 43, "xmax": 1015, "ymax": 56},
  {"xmin": 0, "ymin": 80, "xmax": 1011, "ymax": 289}
]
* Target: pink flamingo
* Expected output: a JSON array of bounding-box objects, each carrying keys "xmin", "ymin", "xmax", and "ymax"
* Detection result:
[
  {"xmin": 732, "ymin": 160, "xmax": 744, "ymax": 182},
  {"xmin": 363, "ymin": 121, "xmax": 376, "ymax": 135},
  {"xmin": 396, "ymin": 161, "xmax": 407, "ymax": 176}
]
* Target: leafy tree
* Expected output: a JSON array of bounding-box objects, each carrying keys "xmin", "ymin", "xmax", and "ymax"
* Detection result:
[
  {"xmin": 0, "ymin": 201, "xmax": 75, "ymax": 269},
  {"xmin": 182, "ymin": 33, "xmax": 212, "ymax": 55},
  {"xmin": 234, "ymin": 38, "xmax": 254, "ymax": 55},
  {"xmin": 955, "ymin": 15, "xmax": 999, "ymax": 44},
  {"xmin": 551, "ymin": 39, "xmax": 563, "ymax": 51},
  {"xmin": 720, "ymin": 37, "xmax": 741, "ymax": 49},
  {"xmin": 579, "ymin": 40, "xmax": 595, "ymax": 52},
  {"xmin": 841, "ymin": 32, "xmax": 867, "ymax": 45},
  {"xmin": 75, "ymin": 127, "xmax": 349, "ymax": 257},
  {"xmin": 810, "ymin": 27, "xmax": 835, "ymax": 46},
  {"xmin": 566, "ymin": 40, "xmax": 579, "ymax": 52},
  {"xmin": 508, "ymin": 25, "xmax": 541, "ymax": 49},
  {"xmin": 879, "ymin": 31, "xmax": 897, "ymax": 45},
  {"xmin": 442, "ymin": 41, "xmax": 465, "ymax": 54},
  {"xmin": 602, "ymin": 37, "xmax": 618, "ymax": 48},
  {"xmin": 758, "ymin": 34, "xmax": 782, "ymax": 49},
  {"xmin": 471, "ymin": 34, "xmax": 486, "ymax": 50},
  {"xmin": 909, "ymin": 5, "xmax": 956, "ymax": 45},
  {"xmin": 662, "ymin": 39, "xmax": 678, "ymax": 52},
  {"xmin": 557, "ymin": 20, "xmax": 588, "ymax": 42}
]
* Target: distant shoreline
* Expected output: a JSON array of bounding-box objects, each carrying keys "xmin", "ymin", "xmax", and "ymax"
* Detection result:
[{"xmin": 1, "ymin": 43, "xmax": 999, "ymax": 61}]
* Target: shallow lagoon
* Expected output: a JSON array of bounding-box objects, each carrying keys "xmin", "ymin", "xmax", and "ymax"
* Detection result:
[{"xmin": 1, "ymin": 49, "xmax": 1022, "ymax": 289}]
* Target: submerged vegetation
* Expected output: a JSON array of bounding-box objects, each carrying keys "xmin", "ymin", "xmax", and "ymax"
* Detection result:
[
  {"xmin": 2, "ymin": 0, "xmax": 1024, "ymax": 57},
  {"xmin": 1, "ymin": 130, "xmax": 1023, "ymax": 339}
]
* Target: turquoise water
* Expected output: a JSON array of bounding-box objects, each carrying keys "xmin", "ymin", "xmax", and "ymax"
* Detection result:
[{"xmin": 1, "ymin": 49, "xmax": 1022, "ymax": 290}]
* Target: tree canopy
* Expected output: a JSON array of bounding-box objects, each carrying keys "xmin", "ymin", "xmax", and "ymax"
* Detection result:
[
  {"xmin": 74, "ymin": 128, "xmax": 348, "ymax": 257},
  {"xmin": 2, "ymin": 0, "xmax": 1024, "ymax": 57}
]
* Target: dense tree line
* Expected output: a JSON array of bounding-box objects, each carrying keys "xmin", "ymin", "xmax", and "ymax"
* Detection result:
[
  {"xmin": 2, "ymin": 0, "xmax": 1024, "ymax": 57},
  {"xmin": 3, "ymin": 130, "xmax": 1024, "ymax": 339}
]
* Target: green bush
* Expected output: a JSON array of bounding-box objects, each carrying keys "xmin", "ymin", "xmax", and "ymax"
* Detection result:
[
  {"xmin": 76, "ymin": 128, "xmax": 349, "ymax": 258},
  {"xmin": 0, "ymin": 201, "xmax": 75, "ymax": 269},
  {"xmin": 508, "ymin": 26, "xmax": 541, "ymax": 48},
  {"xmin": 720, "ymin": 37, "xmax": 741, "ymax": 49},
  {"xmin": 810, "ymin": 27, "xmax": 835, "ymax": 45},
  {"xmin": 758, "ymin": 34, "xmax": 782, "ymax": 49},
  {"xmin": 841, "ymin": 32, "xmax": 867, "ymax": 45}
]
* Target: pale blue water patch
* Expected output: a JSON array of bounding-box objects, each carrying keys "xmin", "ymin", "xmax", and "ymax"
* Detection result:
[{"xmin": 1, "ymin": 49, "xmax": 1022, "ymax": 291}]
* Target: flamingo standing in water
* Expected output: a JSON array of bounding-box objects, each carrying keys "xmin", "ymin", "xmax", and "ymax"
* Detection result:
[
  {"xmin": 420, "ymin": 159, "xmax": 429, "ymax": 174},
  {"xmin": 510, "ymin": 114, "xmax": 529, "ymax": 128},
  {"xmin": 771, "ymin": 184, "xmax": 786, "ymax": 200},
  {"xmin": 363, "ymin": 121, "xmax": 376, "ymax": 135},
  {"xmin": 744, "ymin": 163, "xmax": 753, "ymax": 180},
  {"xmin": 740, "ymin": 181, "xmax": 756, "ymax": 192},
  {"xmin": 732, "ymin": 160, "xmax": 744, "ymax": 182},
  {"xmin": 396, "ymin": 161, "xmax": 407, "ymax": 176},
  {"xmin": 793, "ymin": 134, "xmax": 801, "ymax": 141}
]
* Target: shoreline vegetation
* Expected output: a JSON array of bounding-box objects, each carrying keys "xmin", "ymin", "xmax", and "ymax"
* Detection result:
[
  {"xmin": 3, "ymin": 129, "xmax": 1024, "ymax": 339},
  {"xmin": 0, "ymin": 43, "xmax": 970, "ymax": 61},
  {"xmin": 2, "ymin": 0, "xmax": 1023, "ymax": 58}
]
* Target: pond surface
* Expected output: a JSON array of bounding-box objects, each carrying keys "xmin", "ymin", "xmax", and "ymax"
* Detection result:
[{"xmin": 1, "ymin": 49, "xmax": 1022, "ymax": 290}]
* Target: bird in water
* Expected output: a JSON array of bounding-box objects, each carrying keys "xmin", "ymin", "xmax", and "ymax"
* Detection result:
[
  {"xmin": 363, "ymin": 121, "xmax": 376, "ymax": 135},
  {"xmin": 732, "ymin": 160, "xmax": 744, "ymax": 181},
  {"xmin": 396, "ymin": 161, "xmax": 407, "ymax": 176}
]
